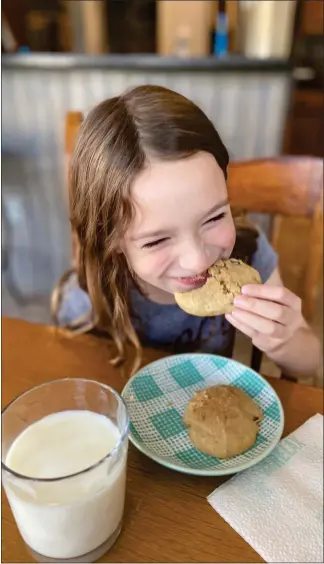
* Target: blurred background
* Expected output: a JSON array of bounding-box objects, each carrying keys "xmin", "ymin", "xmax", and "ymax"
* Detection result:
[{"xmin": 2, "ymin": 1, "xmax": 323, "ymax": 381}]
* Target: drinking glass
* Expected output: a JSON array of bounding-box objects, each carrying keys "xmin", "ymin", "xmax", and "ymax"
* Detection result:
[{"xmin": 2, "ymin": 378, "xmax": 129, "ymax": 563}]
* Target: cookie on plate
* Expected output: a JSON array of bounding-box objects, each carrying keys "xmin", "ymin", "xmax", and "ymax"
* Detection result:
[
  {"xmin": 183, "ymin": 385, "xmax": 263, "ymax": 459},
  {"xmin": 174, "ymin": 258, "xmax": 261, "ymax": 317}
]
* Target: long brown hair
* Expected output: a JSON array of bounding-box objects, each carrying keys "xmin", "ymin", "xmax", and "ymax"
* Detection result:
[{"xmin": 57, "ymin": 85, "xmax": 229, "ymax": 373}]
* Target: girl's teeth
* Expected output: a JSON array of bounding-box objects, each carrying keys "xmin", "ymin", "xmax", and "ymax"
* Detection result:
[{"xmin": 181, "ymin": 271, "xmax": 210, "ymax": 281}]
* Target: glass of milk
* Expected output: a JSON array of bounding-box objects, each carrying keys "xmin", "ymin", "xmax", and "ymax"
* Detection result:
[{"xmin": 2, "ymin": 378, "xmax": 129, "ymax": 563}]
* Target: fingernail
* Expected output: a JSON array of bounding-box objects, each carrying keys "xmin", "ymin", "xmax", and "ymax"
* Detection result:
[
  {"xmin": 230, "ymin": 310, "xmax": 242, "ymax": 319},
  {"xmin": 234, "ymin": 296, "xmax": 245, "ymax": 306}
]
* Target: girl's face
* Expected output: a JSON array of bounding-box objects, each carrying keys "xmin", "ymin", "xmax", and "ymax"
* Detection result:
[{"xmin": 122, "ymin": 152, "xmax": 236, "ymax": 303}]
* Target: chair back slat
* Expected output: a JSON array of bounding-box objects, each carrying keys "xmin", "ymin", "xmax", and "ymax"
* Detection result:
[
  {"xmin": 65, "ymin": 112, "xmax": 83, "ymax": 266},
  {"xmin": 227, "ymin": 157, "xmax": 323, "ymax": 217},
  {"xmin": 65, "ymin": 112, "xmax": 83, "ymax": 157}
]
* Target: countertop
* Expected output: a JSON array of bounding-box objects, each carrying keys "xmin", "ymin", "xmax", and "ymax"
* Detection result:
[{"xmin": 3, "ymin": 53, "xmax": 292, "ymax": 72}]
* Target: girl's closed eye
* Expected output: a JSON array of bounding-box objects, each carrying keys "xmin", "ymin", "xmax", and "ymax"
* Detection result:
[
  {"xmin": 142, "ymin": 213, "xmax": 226, "ymax": 248},
  {"xmin": 142, "ymin": 238, "xmax": 169, "ymax": 249},
  {"xmin": 204, "ymin": 212, "xmax": 226, "ymax": 225}
]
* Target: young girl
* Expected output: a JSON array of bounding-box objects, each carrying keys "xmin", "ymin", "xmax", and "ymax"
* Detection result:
[{"xmin": 54, "ymin": 85, "xmax": 320, "ymax": 377}]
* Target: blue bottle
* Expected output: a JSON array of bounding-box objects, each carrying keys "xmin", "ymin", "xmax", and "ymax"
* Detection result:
[{"xmin": 214, "ymin": 2, "xmax": 228, "ymax": 57}]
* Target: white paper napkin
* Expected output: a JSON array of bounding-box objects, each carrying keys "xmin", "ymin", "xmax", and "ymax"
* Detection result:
[{"xmin": 208, "ymin": 413, "xmax": 323, "ymax": 563}]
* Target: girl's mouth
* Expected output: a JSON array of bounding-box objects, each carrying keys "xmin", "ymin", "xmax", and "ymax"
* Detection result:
[{"xmin": 175, "ymin": 270, "xmax": 211, "ymax": 288}]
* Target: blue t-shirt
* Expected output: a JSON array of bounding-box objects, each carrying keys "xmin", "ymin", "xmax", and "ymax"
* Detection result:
[{"xmin": 58, "ymin": 232, "xmax": 277, "ymax": 355}]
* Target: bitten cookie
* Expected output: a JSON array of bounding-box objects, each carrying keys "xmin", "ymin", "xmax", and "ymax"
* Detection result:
[
  {"xmin": 174, "ymin": 258, "xmax": 261, "ymax": 317},
  {"xmin": 183, "ymin": 385, "xmax": 263, "ymax": 459}
]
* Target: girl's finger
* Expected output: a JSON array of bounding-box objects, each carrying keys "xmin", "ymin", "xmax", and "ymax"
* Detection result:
[
  {"xmin": 225, "ymin": 313, "xmax": 282, "ymax": 353},
  {"xmin": 229, "ymin": 309, "xmax": 287, "ymax": 339},
  {"xmin": 225, "ymin": 313, "xmax": 257, "ymax": 340},
  {"xmin": 241, "ymin": 284, "xmax": 301, "ymax": 311},
  {"xmin": 233, "ymin": 296, "xmax": 292, "ymax": 325}
]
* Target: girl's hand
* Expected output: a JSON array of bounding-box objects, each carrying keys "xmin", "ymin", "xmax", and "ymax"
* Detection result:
[{"xmin": 225, "ymin": 284, "xmax": 305, "ymax": 354}]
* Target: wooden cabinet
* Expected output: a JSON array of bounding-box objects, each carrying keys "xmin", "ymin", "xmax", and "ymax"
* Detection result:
[
  {"xmin": 300, "ymin": 0, "xmax": 324, "ymax": 35},
  {"xmin": 284, "ymin": 90, "xmax": 324, "ymax": 157},
  {"xmin": 157, "ymin": 0, "xmax": 213, "ymax": 56},
  {"xmin": 107, "ymin": 0, "xmax": 156, "ymax": 54},
  {"xmin": 2, "ymin": 0, "xmax": 28, "ymax": 47}
]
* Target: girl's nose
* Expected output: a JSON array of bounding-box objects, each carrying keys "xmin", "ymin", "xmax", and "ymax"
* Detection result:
[{"xmin": 178, "ymin": 240, "xmax": 211, "ymax": 274}]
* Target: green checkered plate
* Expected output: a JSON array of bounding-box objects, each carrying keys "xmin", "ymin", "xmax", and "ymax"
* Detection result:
[{"xmin": 122, "ymin": 353, "xmax": 284, "ymax": 476}]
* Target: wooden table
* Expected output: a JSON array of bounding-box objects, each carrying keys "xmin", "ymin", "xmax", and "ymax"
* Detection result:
[{"xmin": 2, "ymin": 317, "xmax": 323, "ymax": 563}]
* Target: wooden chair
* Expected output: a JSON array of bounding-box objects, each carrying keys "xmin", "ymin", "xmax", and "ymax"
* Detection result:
[
  {"xmin": 62, "ymin": 112, "xmax": 323, "ymax": 377},
  {"xmin": 227, "ymin": 158, "xmax": 323, "ymax": 322},
  {"xmin": 65, "ymin": 112, "xmax": 83, "ymax": 266}
]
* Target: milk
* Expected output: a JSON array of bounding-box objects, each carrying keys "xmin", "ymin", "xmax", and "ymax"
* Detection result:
[{"xmin": 3, "ymin": 410, "xmax": 128, "ymax": 560}]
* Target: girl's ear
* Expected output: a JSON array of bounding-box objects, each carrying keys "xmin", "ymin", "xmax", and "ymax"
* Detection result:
[
  {"xmin": 115, "ymin": 231, "xmax": 127, "ymax": 254},
  {"xmin": 115, "ymin": 238, "xmax": 124, "ymax": 254}
]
